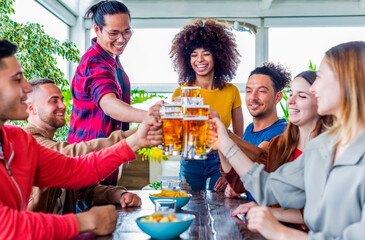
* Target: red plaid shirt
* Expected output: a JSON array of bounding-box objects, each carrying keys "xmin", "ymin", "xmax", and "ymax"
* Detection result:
[{"xmin": 67, "ymin": 38, "xmax": 130, "ymax": 144}]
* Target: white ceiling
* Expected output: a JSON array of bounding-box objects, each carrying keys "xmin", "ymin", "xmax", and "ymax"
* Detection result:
[{"xmin": 37, "ymin": 0, "xmax": 365, "ymax": 28}]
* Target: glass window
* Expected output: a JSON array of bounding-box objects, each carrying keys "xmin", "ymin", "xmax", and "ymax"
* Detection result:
[
  {"xmin": 269, "ymin": 27, "xmax": 365, "ymax": 76},
  {"xmin": 90, "ymin": 28, "xmax": 255, "ymax": 87}
]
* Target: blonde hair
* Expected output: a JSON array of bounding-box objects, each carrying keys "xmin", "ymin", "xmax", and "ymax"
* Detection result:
[{"xmin": 325, "ymin": 41, "xmax": 365, "ymax": 143}]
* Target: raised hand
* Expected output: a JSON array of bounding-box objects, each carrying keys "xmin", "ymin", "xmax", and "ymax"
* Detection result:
[
  {"xmin": 172, "ymin": 96, "xmax": 181, "ymax": 103},
  {"xmin": 209, "ymin": 109, "xmax": 220, "ymax": 119},
  {"xmin": 126, "ymin": 115, "xmax": 162, "ymax": 151},
  {"xmin": 206, "ymin": 117, "xmax": 229, "ymax": 150},
  {"xmin": 147, "ymin": 100, "xmax": 164, "ymax": 118}
]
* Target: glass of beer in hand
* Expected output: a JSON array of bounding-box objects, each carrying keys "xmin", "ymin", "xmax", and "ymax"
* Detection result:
[
  {"xmin": 182, "ymin": 105, "xmax": 211, "ymax": 160},
  {"xmin": 182, "ymin": 104, "xmax": 209, "ymax": 116},
  {"xmin": 181, "ymin": 86, "xmax": 201, "ymax": 98},
  {"xmin": 160, "ymin": 103, "xmax": 183, "ymax": 156}
]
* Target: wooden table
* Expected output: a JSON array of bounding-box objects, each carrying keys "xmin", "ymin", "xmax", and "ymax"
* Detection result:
[{"xmin": 75, "ymin": 190, "xmax": 265, "ymax": 240}]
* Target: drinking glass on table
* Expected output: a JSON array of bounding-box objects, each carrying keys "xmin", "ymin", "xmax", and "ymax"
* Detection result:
[{"xmin": 155, "ymin": 199, "xmax": 176, "ymax": 215}]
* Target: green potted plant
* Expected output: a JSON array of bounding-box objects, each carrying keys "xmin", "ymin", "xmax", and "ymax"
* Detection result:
[{"xmin": 0, "ymin": 0, "xmax": 80, "ymax": 141}]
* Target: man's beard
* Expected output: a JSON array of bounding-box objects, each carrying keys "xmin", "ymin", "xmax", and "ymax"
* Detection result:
[{"xmin": 38, "ymin": 110, "xmax": 66, "ymax": 129}]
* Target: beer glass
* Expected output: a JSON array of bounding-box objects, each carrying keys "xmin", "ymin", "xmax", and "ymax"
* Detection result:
[
  {"xmin": 182, "ymin": 115, "xmax": 210, "ymax": 160},
  {"xmin": 182, "ymin": 104, "xmax": 209, "ymax": 116},
  {"xmin": 181, "ymin": 86, "xmax": 201, "ymax": 98},
  {"xmin": 160, "ymin": 104, "xmax": 183, "ymax": 156},
  {"xmin": 181, "ymin": 97, "xmax": 204, "ymax": 106}
]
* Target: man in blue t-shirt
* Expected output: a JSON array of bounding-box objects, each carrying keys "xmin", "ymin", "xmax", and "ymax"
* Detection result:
[
  {"xmin": 243, "ymin": 62, "xmax": 291, "ymax": 149},
  {"xmin": 214, "ymin": 62, "xmax": 291, "ymax": 193},
  {"xmin": 239, "ymin": 63, "xmax": 291, "ymax": 201}
]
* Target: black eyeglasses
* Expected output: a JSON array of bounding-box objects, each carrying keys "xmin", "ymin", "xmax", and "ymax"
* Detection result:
[{"xmin": 105, "ymin": 29, "xmax": 134, "ymax": 40}]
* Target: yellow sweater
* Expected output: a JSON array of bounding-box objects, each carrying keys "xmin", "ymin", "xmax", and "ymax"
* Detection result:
[{"xmin": 172, "ymin": 83, "xmax": 241, "ymax": 128}]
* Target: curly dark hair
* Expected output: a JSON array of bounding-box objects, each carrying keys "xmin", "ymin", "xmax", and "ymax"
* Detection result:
[
  {"xmin": 170, "ymin": 19, "xmax": 241, "ymax": 90},
  {"xmin": 249, "ymin": 62, "xmax": 291, "ymax": 93}
]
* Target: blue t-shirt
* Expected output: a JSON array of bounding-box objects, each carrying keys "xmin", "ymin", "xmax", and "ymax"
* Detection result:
[{"xmin": 242, "ymin": 118, "xmax": 287, "ymax": 146}]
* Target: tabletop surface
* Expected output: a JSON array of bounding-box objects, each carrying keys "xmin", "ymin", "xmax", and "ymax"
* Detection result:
[{"xmin": 75, "ymin": 190, "xmax": 265, "ymax": 240}]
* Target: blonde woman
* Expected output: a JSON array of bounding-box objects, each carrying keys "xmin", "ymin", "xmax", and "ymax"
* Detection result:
[{"xmin": 208, "ymin": 41, "xmax": 365, "ymax": 239}]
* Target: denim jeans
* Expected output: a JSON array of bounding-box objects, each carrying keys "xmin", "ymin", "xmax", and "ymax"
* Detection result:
[{"xmin": 180, "ymin": 152, "xmax": 222, "ymax": 190}]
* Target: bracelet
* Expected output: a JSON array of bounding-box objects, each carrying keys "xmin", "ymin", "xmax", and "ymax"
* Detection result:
[
  {"xmin": 226, "ymin": 147, "xmax": 240, "ymax": 162},
  {"xmin": 224, "ymin": 142, "xmax": 237, "ymax": 158}
]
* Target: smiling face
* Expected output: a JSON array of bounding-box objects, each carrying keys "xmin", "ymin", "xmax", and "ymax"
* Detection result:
[
  {"xmin": 288, "ymin": 77, "xmax": 319, "ymax": 127},
  {"xmin": 190, "ymin": 48, "xmax": 215, "ymax": 78},
  {"xmin": 95, "ymin": 13, "xmax": 131, "ymax": 58},
  {"xmin": 310, "ymin": 58, "xmax": 340, "ymax": 117},
  {"xmin": 0, "ymin": 55, "xmax": 32, "ymax": 126},
  {"xmin": 30, "ymin": 83, "xmax": 66, "ymax": 131},
  {"xmin": 245, "ymin": 74, "xmax": 281, "ymax": 118}
]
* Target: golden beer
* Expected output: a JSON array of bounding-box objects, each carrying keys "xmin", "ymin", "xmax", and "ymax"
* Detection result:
[
  {"xmin": 182, "ymin": 105, "xmax": 209, "ymax": 116},
  {"xmin": 182, "ymin": 115, "xmax": 209, "ymax": 160},
  {"xmin": 161, "ymin": 115, "xmax": 183, "ymax": 155},
  {"xmin": 181, "ymin": 86, "xmax": 201, "ymax": 98}
]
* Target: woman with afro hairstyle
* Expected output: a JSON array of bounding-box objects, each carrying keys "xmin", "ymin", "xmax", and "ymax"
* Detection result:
[{"xmin": 170, "ymin": 19, "xmax": 243, "ymax": 190}]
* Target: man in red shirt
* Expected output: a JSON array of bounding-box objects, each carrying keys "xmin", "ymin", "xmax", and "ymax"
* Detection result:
[{"xmin": 0, "ymin": 39, "xmax": 162, "ymax": 239}]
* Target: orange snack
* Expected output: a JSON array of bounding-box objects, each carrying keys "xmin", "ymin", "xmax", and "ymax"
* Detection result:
[{"xmin": 150, "ymin": 189, "xmax": 190, "ymax": 198}]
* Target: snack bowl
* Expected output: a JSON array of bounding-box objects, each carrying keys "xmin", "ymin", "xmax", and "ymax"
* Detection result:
[
  {"xmin": 136, "ymin": 213, "xmax": 195, "ymax": 239},
  {"xmin": 149, "ymin": 196, "xmax": 191, "ymax": 210}
]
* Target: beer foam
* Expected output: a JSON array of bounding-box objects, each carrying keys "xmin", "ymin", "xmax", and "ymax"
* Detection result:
[
  {"xmin": 182, "ymin": 105, "xmax": 209, "ymax": 108},
  {"xmin": 161, "ymin": 115, "xmax": 184, "ymax": 119},
  {"xmin": 181, "ymin": 86, "xmax": 201, "ymax": 90},
  {"xmin": 164, "ymin": 103, "xmax": 182, "ymax": 107},
  {"xmin": 183, "ymin": 116, "xmax": 209, "ymax": 120}
]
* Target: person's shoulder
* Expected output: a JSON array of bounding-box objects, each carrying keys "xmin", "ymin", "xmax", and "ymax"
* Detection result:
[
  {"xmin": 243, "ymin": 122, "xmax": 254, "ymax": 134},
  {"xmin": 4, "ymin": 124, "xmax": 27, "ymax": 134},
  {"xmin": 267, "ymin": 119, "xmax": 287, "ymax": 132},
  {"xmin": 275, "ymin": 118, "xmax": 288, "ymax": 127},
  {"xmin": 306, "ymin": 131, "xmax": 331, "ymax": 149},
  {"xmin": 3, "ymin": 125, "xmax": 34, "ymax": 141},
  {"xmin": 246, "ymin": 122, "xmax": 254, "ymax": 129}
]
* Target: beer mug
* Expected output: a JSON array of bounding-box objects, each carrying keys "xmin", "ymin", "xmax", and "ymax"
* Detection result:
[
  {"xmin": 182, "ymin": 114, "xmax": 211, "ymax": 160},
  {"xmin": 160, "ymin": 104, "xmax": 183, "ymax": 156},
  {"xmin": 181, "ymin": 97, "xmax": 204, "ymax": 106},
  {"xmin": 160, "ymin": 103, "xmax": 182, "ymax": 116},
  {"xmin": 181, "ymin": 86, "xmax": 201, "ymax": 98},
  {"xmin": 182, "ymin": 104, "xmax": 209, "ymax": 116}
]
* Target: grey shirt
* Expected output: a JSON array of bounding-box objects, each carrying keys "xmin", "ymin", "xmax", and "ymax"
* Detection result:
[{"xmin": 241, "ymin": 132, "xmax": 365, "ymax": 240}]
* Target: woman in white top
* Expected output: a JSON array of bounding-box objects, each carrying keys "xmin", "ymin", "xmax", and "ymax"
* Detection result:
[{"xmin": 208, "ymin": 41, "xmax": 365, "ymax": 239}]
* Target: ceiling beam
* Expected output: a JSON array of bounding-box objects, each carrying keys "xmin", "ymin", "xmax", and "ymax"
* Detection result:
[
  {"xmin": 35, "ymin": 0, "xmax": 77, "ymax": 26},
  {"xmin": 124, "ymin": 0, "xmax": 365, "ymax": 19},
  {"xmin": 259, "ymin": 0, "xmax": 273, "ymax": 10}
]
